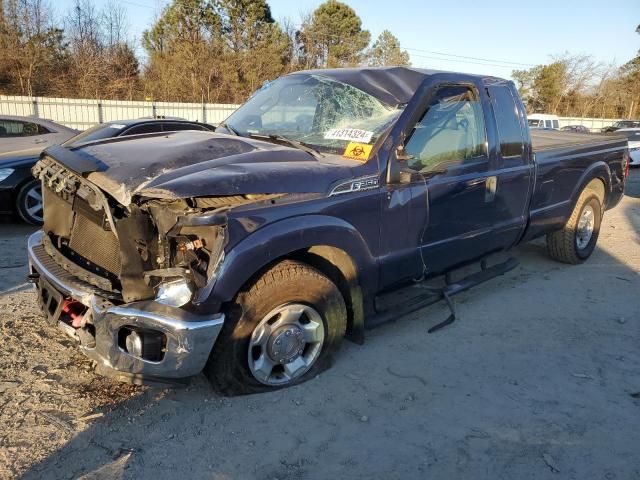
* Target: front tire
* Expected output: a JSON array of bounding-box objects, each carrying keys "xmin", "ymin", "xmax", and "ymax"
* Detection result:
[
  {"xmin": 546, "ymin": 189, "xmax": 602, "ymax": 264},
  {"xmin": 16, "ymin": 179, "xmax": 43, "ymax": 225},
  {"xmin": 204, "ymin": 260, "xmax": 347, "ymax": 396}
]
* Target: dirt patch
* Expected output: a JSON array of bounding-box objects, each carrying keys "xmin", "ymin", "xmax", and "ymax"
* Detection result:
[{"xmin": 0, "ymin": 171, "xmax": 639, "ymax": 479}]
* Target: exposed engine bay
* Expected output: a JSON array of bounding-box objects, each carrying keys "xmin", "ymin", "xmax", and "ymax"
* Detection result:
[{"xmin": 31, "ymin": 155, "xmax": 255, "ymax": 305}]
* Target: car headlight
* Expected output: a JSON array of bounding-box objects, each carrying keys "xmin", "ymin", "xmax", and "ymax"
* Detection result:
[
  {"xmin": 155, "ymin": 278, "xmax": 193, "ymax": 307},
  {"xmin": 0, "ymin": 168, "xmax": 14, "ymax": 182}
]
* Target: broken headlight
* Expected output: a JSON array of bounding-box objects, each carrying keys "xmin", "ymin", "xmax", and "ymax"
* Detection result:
[{"xmin": 155, "ymin": 278, "xmax": 193, "ymax": 307}]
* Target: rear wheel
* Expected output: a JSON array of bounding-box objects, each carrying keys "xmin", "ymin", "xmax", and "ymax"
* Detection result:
[
  {"xmin": 16, "ymin": 179, "xmax": 43, "ymax": 225},
  {"xmin": 546, "ymin": 189, "xmax": 602, "ymax": 264},
  {"xmin": 204, "ymin": 260, "xmax": 347, "ymax": 396}
]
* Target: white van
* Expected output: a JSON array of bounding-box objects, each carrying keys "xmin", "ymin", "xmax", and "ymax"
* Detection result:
[{"xmin": 528, "ymin": 113, "xmax": 560, "ymax": 130}]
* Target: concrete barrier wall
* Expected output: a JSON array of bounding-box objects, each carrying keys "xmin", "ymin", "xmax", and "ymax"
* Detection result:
[{"xmin": 0, "ymin": 95, "xmax": 240, "ymax": 130}]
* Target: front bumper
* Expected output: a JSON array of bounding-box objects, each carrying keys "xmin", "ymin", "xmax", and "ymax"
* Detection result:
[{"xmin": 27, "ymin": 231, "xmax": 225, "ymax": 385}]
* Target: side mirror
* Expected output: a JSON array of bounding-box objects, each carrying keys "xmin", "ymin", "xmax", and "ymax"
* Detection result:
[{"xmin": 395, "ymin": 144, "xmax": 414, "ymax": 162}]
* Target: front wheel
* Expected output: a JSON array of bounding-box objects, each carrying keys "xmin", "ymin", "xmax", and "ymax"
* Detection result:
[
  {"xmin": 546, "ymin": 190, "xmax": 602, "ymax": 264},
  {"xmin": 204, "ymin": 260, "xmax": 347, "ymax": 396}
]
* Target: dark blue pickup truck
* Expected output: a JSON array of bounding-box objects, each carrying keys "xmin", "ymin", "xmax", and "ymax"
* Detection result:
[{"xmin": 27, "ymin": 67, "xmax": 630, "ymax": 394}]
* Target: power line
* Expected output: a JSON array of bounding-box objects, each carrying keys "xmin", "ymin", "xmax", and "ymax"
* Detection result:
[
  {"xmin": 296, "ymin": 27, "xmax": 536, "ymax": 69},
  {"xmin": 114, "ymin": 0, "xmax": 158, "ymax": 10},
  {"xmin": 410, "ymin": 52, "xmax": 524, "ymax": 70},
  {"xmin": 405, "ymin": 47, "xmax": 536, "ymax": 67}
]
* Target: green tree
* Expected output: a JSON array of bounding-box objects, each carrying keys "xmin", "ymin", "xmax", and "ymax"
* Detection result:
[
  {"xmin": 532, "ymin": 61, "xmax": 566, "ymax": 113},
  {"xmin": 142, "ymin": 0, "xmax": 222, "ymax": 102},
  {"xmin": 299, "ymin": 0, "xmax": 370, "ymax": 68},
  {"xmin": 143, "ymin": 0, "xmax": 289, "ymax": 103},
  {"xmin": 367, "ymin": 30, "xmax": 409, "ymax": 67},
  {"xmin": 217, "ymin": 0, "xmax": 291, "ymax": 102}
]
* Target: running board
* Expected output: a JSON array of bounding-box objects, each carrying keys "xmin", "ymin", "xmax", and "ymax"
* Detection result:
[{"xmin": 368, "ymin": 257, "xmax": 519, "ymax": 332}]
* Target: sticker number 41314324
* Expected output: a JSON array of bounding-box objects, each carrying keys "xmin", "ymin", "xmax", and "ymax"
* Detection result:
[{"xmin": 324, "ymin": 128, "xmax": 374, "ymax": 143}]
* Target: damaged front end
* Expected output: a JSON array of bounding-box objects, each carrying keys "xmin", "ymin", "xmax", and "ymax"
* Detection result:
[{"xmin": 27, "ymin": 155, "xmax": 247, "ymax": 384}]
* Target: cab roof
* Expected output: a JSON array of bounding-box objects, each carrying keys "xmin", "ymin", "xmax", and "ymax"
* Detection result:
[{"xmin": 290, "ymin": 66, "xmax": 506, "ymax": 106}]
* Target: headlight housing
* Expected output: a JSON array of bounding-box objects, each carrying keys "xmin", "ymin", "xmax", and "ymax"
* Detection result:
[
  {"xmin": 155, "ymin": 278, "xmax": 193, "ymax": 307},
  {"xmin": 0, "ymin": 168, "xmax": 14, "ymax": 182}
]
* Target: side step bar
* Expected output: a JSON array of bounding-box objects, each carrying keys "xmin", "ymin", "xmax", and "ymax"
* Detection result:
[{"xmin": 368, "ymin": 257, "xmax": 519, "ymax": 332}]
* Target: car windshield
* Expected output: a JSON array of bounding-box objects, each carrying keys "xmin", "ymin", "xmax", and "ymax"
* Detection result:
[{"xmin": 223, "ymin": 74, "xmax": 402, "ymax": 154}]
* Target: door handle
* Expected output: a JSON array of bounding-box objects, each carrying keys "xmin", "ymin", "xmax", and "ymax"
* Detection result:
[
  {"xmin": 465, "ymin": 178, "xmax": 485, "ymax": 187},
  {"xmin": 485, "ymin": 176, "xmax": 497, "ymax": 202}
]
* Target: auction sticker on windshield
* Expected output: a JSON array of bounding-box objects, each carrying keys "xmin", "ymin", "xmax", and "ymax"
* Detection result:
[
  {"xmin": 325, "ymin": 128, "xmax": 374, "ymax": 143},
  {"xmin": 343, "ymin": 142, "xmax": 373, "ymax": 162}
]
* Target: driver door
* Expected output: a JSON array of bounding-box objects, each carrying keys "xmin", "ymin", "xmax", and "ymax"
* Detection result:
[{"xmin": 403, "ymin": 83, "xmax": 497, "ymax": 275}]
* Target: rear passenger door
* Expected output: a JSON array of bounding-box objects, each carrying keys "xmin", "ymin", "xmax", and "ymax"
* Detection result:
[{"xmin": 485, "ymin": 84, "xmax": 533, "ymax": 250}]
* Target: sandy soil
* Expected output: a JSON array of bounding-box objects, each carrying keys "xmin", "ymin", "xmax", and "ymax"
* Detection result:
[{"xmin": 0, "ymin": 171, "xmax": 639, "ymax": 480}]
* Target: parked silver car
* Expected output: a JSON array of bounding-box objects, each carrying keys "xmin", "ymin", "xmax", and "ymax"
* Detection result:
[{"xmin": 0, "ymin": 115, "xmax": 78, "ymax": 155}]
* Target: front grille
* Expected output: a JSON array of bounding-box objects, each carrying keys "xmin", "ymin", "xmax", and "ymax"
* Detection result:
[{"xmin": 68, "ymin": 209, "xmax": 121, "ymax": 275}]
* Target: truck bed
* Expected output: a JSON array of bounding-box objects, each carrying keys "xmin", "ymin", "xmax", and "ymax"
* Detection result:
[{"xmin": 531, "ymin": 130, "xmax": 623, "ymax": 151}]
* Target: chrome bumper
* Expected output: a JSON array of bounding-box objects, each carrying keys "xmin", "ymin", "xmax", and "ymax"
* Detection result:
[{"xmin": 27, "ymin": 231, "xmax": 224, "ymax": 384}]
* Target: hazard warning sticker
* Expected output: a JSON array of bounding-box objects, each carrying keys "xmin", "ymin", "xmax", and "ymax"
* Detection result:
[{"xmin": 342, "ymin": 142, "xmax": 373, "ymax": 162}]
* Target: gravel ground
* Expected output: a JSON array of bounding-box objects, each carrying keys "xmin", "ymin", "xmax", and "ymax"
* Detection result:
[{"xmin": 0, "ymin": 171, "xmax": 639, "ymax": 480}]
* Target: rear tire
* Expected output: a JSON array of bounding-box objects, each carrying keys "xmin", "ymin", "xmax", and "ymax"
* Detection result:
[
  {"xmin": 204, "ymin": 260, "xmax": 347, "ymax": 396},
  {"xmin": 16, "ymin": 179, "xmax": 43, "ymax": 225},
  {"xmin": 546, "ymin": 189, "xmax": 602, "ymax": 264}
]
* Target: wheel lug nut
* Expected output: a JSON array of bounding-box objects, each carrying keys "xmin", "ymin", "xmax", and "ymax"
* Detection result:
[
  {"xmin": 285, "ymin": 331, "xmax": 291, "ymax": 337},
  {"xmin": 275, "ymin": 339, "xmax": 281, "ymax": 345}
]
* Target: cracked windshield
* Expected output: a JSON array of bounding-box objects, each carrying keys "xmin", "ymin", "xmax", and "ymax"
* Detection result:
[{"xmin": 224, "ymin": 74, "xmax": 402, "ymax": 156}]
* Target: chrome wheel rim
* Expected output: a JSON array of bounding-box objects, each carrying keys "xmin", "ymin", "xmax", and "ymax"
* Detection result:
[
  {"xmin": 248, "ymin": 303, "xmax": 325, "ymax": 386},
  {"xmin": 576, "ymin": 205, "xmax": 595, "ymax": 250},
  {"xmin": 23, "ymin": 184, "xmax": 43, "ymax": 223}
]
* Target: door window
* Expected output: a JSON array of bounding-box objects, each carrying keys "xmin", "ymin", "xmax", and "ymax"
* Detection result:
[
  {"xmin": 162, "ymin": 122, "xmax": 211, "ymax": 132},
  {"xmin": 124, "ymin": 123, "xmax": 163, "ymax": 135},
  {"xmin": 488, "ymin": 85, "xmax": 524, "ymax": 158},
  {"xmin": 0, "ymin": 120, "xmax": 49, "ymax": 137},
  {"xmin": 404, "ymin": 85, "xmax": 487, "ymax": 172}
]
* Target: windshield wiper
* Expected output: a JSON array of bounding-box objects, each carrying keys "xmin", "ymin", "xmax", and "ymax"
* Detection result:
[
  {"xmin": 217, "ymin": 122, "xmax": 239, "ymax": 136},
  {"xmin": 248, "ymin": 133, "xmax": 324, "ymax": 158}
]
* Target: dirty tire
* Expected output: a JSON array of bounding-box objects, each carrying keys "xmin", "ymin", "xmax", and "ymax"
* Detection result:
[
  {"xmin": 204, "ymin": 260, "xmax": 347, "ymax": 396},
  {"xmin": 16, "ymin": 179, "xmax": 43, "ymax": 225},
  {"xmin": 546, "ymin": 189, "xmax": 602, "ymax": 264}
]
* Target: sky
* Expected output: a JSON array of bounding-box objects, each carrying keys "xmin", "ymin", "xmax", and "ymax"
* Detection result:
[{"xmin": 54, "ymin": 0, "xmax": 640, "ymax": 80}]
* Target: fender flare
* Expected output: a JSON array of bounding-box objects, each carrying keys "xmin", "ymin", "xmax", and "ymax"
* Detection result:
[
  {"xmin": 568, "ymin": 161, "xmax": 611, "ymax": 211},
  {"xmin": 194, "ymin": 214, "xmax": 377, "ymax": 311}
]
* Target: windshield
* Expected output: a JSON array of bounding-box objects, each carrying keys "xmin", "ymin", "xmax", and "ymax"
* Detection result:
[
  {"xmin": 528, "ymin": 119, "xmax": 542, "ymax": 127},
  {"xmin": 223, "ymin": 74, "xmax": 402, "ymax": 154}
]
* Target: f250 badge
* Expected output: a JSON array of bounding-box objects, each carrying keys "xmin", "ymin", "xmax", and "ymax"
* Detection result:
[
  {"xmin": 330, "ymin": 175, "xmax": 379, "ymax": 196},
  {"xmin": 343, "ymin": 142, "xmax": 373, "ymax": 161}
]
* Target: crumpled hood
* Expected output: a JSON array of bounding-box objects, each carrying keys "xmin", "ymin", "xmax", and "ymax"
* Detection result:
[{"xmin": 55, "ymin": 131, "xmax": 359, "ymax": 205}]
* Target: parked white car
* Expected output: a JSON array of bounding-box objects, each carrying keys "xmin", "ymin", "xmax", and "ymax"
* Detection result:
[
  {"xmin": 0, "ymin": 115, "xmax": 78, "ymax": 155},
  {"xmin": 616, "ymin": 128, "xmax": 640, "ymax": 166},
  {"xmin": 528, "ymin": 113, "xmax": 560, "ymax": 130}
]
